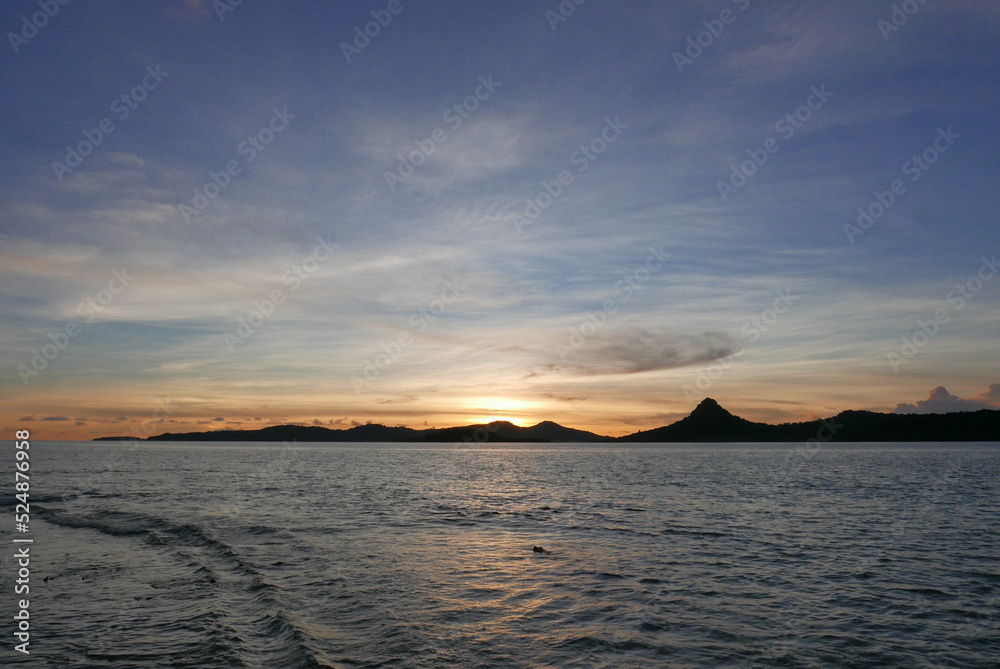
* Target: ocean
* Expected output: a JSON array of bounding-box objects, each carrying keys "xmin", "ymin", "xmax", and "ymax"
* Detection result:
[{"xmin": 3, "ymin": 441, "xmax": 998, "ymax": 668}]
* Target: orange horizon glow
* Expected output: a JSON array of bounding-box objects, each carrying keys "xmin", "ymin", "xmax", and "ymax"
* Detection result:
[
  {"xmin": 6, "ymin": 393, "xmax": 985, "ymax": 442},
  {"xmin": 6, "ymin": 374, "xmax": 999, "ymax": 442}
]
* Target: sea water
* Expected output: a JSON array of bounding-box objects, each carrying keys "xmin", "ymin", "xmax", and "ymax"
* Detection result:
[{"xmin": 2, "ymin": 441, "xmax": 998, "ymax": 668}]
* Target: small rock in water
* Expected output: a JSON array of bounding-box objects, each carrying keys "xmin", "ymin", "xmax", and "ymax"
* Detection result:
[{"xmin": 532, "ymin": 546, "xmax": 550, "ymax": 554}]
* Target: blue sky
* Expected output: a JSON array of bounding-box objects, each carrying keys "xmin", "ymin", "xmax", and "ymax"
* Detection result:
[{"xmin": 1, "ymin": 0, "xmax": 998, "ymax": 438}]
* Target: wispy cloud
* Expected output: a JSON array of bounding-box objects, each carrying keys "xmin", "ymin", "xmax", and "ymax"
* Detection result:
[{"xmin": 537, "ymin": 329, "xmax": 736, "ymax": 377}]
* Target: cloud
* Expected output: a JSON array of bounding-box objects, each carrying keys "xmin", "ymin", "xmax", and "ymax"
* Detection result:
[
  {"xmin": 545, "ymin": 329, "xmax": 736, "ymax": 377},
  {"xmin": 212, "ymin": 417, "xmax": 224, "ymax": 421},
  {"xmin": 892, "ymin": 386, "xmax": 998, "ymax": 414},
  {"xmin": 18, "ymin": 415, "xmax": 34, "ymax": 421},
  {"xmin": 540, "ymin": 393, "xmax": 589, "ymax": 402},
  {"xmin": 377, "ymin": 396, "xmax": 417, "ymax": 404},
  {"xmin": 42, "ymin": 416, "xmax": 70, "ymax": 421},
  {"xmin": 971, "ymin": 383, "xmax": 1000, "ymax": 405}
]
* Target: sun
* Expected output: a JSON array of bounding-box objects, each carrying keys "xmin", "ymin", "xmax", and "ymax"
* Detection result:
[{"xmin": 466, "ymin": 398, "xmax": 537, "ymax": 426}]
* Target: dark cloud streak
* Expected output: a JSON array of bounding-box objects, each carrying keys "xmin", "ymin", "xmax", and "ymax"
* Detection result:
[{"xmin": 543, "ymin": 329, "xmax": 738, "ymax": 377}]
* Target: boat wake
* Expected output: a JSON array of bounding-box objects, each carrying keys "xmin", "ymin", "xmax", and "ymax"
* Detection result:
[{"xmin": 36, "ymin": 505, "xmax": 338, "ymax": 668}]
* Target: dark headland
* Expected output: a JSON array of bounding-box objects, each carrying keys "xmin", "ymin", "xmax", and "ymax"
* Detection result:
[
  {"xmin": 618, "ymin": 397, "xmax": 1000, "ymax": 442},
  {"xmin": 93, "ymin": 398, "xmax": 1000, "ymax": 442}
]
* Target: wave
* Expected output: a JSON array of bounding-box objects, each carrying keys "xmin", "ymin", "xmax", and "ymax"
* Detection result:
[
  {"xmin": 0, "ymin": 492, "xmax": 78, "ymax": 506},
  {"xmin": 35, "ymin": 506, "xmax": 337, "ymax": 668}
]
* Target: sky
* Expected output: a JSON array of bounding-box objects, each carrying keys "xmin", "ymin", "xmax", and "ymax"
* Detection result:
[{"xmin": 1, "ymin": 0, "xmax": 999, "ymax": 440}]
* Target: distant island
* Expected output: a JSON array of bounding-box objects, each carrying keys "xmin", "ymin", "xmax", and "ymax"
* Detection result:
[
  {"xmin": 93, "ymin": 398, "xmax": 1000, "ymax": 442},
  {"xmin": 94, "ymin": 419, "xmax": 607, "ymax": 443},
  {"xmin": 618, "ymin": 398, "xmax": 1000, "ymax": 442}
]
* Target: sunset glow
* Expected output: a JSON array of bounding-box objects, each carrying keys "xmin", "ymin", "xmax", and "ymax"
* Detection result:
[
  {"xmin": 1, "ymin": 2, "xmax": 998, "ymax": 441},
  {"xmin": 463, "ymin": 398, "xmax": 540, "ymax": 427}
]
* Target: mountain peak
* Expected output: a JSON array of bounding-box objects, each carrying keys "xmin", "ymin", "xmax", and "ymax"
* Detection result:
[
  {"xmin": 690, "ymin": 397, "xmax": 733, "ymax": 418},
  {"xmin": 617, "ymin": 396, "xmax": 760, "ymax": 442}
]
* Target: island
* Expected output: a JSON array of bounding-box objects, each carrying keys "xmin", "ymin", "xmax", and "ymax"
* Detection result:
[{"xmin": 93, "ymin": 398, "xmax": 1000, "ymax": 442}]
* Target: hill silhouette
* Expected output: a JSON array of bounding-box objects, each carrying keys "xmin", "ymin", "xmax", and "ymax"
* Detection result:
[
  {"xmin": 93, "ymin": 398, "xmax": 1000, "ymax": 442},
  {"xmin": 112, "ymin": 420, "xmax": 607, "ymax": 443},
  {"xmin": 618, "ymin": 398, "xmax": 777, "ymax": 442},
  {"xmin": 618, "ymin": 398, "xmax": 1000, "ymax": 442}
]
